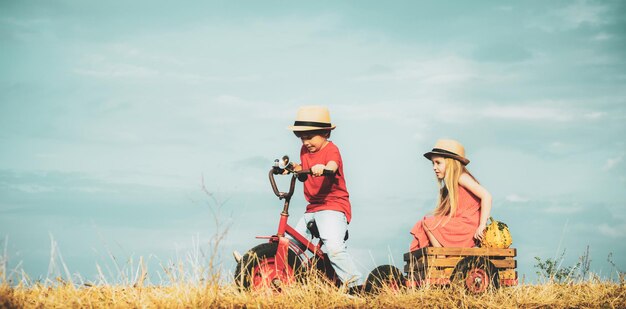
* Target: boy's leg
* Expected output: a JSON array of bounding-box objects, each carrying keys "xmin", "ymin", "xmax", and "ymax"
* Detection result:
[
  {"xmin": 314, "ymin": 210, "xmax": 363, "ymax": 287},
  {"xmin": 290, "ymin": 213, "xmax": 314, "ymax": 251}
]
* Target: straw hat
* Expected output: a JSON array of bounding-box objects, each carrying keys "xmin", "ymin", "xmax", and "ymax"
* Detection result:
[
  {"xmin": 288, "ymin": 106, "xmax": 336, "ymax": 131},
  {"xmin": 423, "ymin": 139, "xmax": 470, "ymax": 165}
]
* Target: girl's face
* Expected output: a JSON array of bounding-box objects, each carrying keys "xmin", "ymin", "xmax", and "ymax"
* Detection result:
[
  {"xmin": 431, "ymin": 156, "xmax": 446, "ymax": 180},
  {"xmin": 298, "ymin": 132, "xmax": 328, "ymax": 153}
]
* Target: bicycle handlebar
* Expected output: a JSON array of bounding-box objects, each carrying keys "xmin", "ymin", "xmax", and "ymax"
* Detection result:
[{"xmin": 269, "ymin": 156, "xmax": 336, "ymax": 200}]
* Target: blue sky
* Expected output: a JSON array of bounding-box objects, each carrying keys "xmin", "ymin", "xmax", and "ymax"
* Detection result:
[{"xmin": 1, "ymin": 1, "xmax": 625, "ymax": 284}]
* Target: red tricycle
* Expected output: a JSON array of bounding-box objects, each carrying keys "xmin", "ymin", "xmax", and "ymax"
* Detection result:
[{"xmin": 234, "ymin": 156, "xmax": 345, "ymax": 290}]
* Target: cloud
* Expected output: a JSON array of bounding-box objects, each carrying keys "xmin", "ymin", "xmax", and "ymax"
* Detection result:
[
  {"xmin": 543, "ymin": 204, "xmax": 584, "ymax": 214},
  {"xmin": 505, "ymin": 194, "xmax": 529, "ymax": 203},
  {"xmin": 526, "ymin": 1, "xmax": 609, "ymax": 32},
  {"xmin": 558, "ymin": 0, "xmax": 608, "ymax": 29},
  {"xmin": 603, "ymin": 155, "xmax": 623, "ymax": 171},
  {"xmin": 7, "ymin": 184, "xmax": 55, "ymax": 193},
  {"xmin": 593, "ymin": 33, "xmax": 612, "ymax": 41},
  {"xmin": 0, "ymin": 17, "xmax": 56, "ymax": 42},
  {"xmin": 73, "ymin": 48, "xmax": 260, "ymax": 83},
  {"xmin": 435, "ymin": 102, "xmax": 608, "ymax": 125},
  {"xmin": 584, "ymin": 111, "xmax": 606, "ymax": 120},
  {"xmin": 353, "ymin": 56, "xmax": 476, "ymax": 85},
  {"xmin": 74, "ymin": 64, "xmax": 160, "ymax": 79},
  {"xmin": 598, "ymin": 223, "xmax": 626, "ymax": 238},
  {"xmin": 73, "ymin": 51, "xmax": 161, "ymax": 79},
  {"xmin": 480, "ymin": 105, "xmax": 574, "ymax": 122}
]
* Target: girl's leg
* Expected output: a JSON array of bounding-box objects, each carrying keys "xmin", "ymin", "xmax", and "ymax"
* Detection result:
[
  {"xmin": 423, "ymin": 221, "xmax": 442, "ymax": 247},
  {"xmin": 314, "ymin": 210, "xmax": 362, "ymax": 287}
]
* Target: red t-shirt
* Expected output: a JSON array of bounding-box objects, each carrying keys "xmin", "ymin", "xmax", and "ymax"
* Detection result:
[{"xmin": 300, "ymin": 141, "xmax": 352, "ymax": 223}]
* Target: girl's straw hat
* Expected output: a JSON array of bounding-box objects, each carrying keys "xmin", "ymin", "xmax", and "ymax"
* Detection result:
[
  {"xmin": 423, "ymin": 139, "xmax": 470, "ymax": 165},
  {"xmin": 288, "ymin": 106, "xmax": 336, "ymax": 131}
]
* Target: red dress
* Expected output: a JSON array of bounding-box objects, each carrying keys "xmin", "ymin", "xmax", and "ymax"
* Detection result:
[{"xmin": 409, "ymin": 185, "xmax": 481, "ymax": 251}]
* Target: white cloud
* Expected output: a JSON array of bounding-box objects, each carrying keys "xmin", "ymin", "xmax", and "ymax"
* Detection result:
[
  {"xmin": 593, "ymin": 33, "xmax": 612, "ymax": 41},
  {"xmin": 603, "ymin": 155, "xmax": 624, "ymax": 171},
  {"xmin": 506, "ymin": 194, "xmax": 529, "ymax": 203},
  {"xmin": 598, "ymin": 223, "xmax": 626, "ymax": 238},
  {"xmin": 9, "ymin": 184, "xmax": 55, "ymax": 193},
  {"xmin": 4, "ymin": 182, "xmax": 112, "ymax": 194},
  {"xmin": 353, "ymin": 56, "xmax": 476, "ymax": 85},
  {"xmin": 584, "ymin": 111, "xmax": 606, "ymax": 120},
  {"xmin": 480, "ymin": 105, "xmax": 574, "ymax": 122},
  {"xmin": 558, "ymin": 0, "xmax": 608, "ymax": 29},
  {"xmin": 544, "ymin": 205, "xmax": 584, "ymax": 214},
  {"xmin": 436, "ymin": 102, "xmax": 609, "ymax": 124},
  {"xmin": 525, "ymin": 1, "xmax": 609, "ymax": 33},
  {"xmin": 70, "ymin": 186, "xmax": 115, "ymax": 194},
  {"xmin": 74, "ymin": 64, "xmax": 160, "ymax": 79}
]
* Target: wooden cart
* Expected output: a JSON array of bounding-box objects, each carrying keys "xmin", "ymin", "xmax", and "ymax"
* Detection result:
[{"xmin": 403, "ymin": 247, "xmax": 518, "ymax": 293}]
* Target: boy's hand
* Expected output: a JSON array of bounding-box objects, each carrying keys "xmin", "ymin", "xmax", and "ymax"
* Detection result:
[
  {"xmin": 283, "ymin": 162, "xmax": 302, "ymax": 174},
  {"xmin": 311, "ymin": 164, "xmax": 326, "ymax": 176}
]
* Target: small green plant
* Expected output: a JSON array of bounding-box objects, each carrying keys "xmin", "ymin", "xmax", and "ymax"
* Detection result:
[{"xmin": 534, "ymin": 249, "xmax": 581, "ymax": 283}]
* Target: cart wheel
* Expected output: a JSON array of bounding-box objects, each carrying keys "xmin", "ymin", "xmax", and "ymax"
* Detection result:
[
  {"xmin": 365, "ymin": 265, "xmax": 405, "ymax": 293},
  {"xmin": 234, "ymin": 242, "xmax": 303, "ymax": 291},
  {"xmin": 451, "ymin": 256, "xmax": 499, "ymax": 294}
]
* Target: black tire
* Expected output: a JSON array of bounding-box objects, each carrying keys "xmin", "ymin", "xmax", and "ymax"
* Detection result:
[
  {"xmin": 451, "ymin": 256, "xmax": 500, "ymax": 293},
  {"xmin": 364, "ymin": 264, "xmax": 405, "ymax": 293},
  {"xmin": 234, "ymin": 242, "xmax": 303, "ymax": 290}
]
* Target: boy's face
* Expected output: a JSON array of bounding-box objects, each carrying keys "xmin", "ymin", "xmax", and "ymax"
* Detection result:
[{"xmin": 297, "ymin": 132, "xmax": 328, "ymax": 153}]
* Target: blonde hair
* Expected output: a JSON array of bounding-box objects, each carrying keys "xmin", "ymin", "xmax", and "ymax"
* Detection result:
[{"xmin": 434, "ymin": 158, "xmax": 476, "ymax": 218}]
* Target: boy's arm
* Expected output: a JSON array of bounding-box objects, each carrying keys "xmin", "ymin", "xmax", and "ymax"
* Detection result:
[{"xmin": 311, "ymin": 160, "xmax": 338, "ymax": 176}]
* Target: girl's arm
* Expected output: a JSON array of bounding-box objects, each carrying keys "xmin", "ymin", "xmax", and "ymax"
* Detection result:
[{"xmin": 458, "ymin": 173, "xmax": 492, "ymax": 241}]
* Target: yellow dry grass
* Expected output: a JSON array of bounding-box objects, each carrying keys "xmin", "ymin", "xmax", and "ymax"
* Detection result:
[{"xmin": 1, "ymin": 279, "xmax": 624, "ymax": 308}]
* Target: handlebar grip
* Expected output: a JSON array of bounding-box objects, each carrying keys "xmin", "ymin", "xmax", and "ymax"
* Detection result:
[
  {"xmin": 321, "ymin": 169, "xmax": 335, "ymax": 176},
  {"xmin": 296, "ymin": 169, "xmax": 336, "ymax": 181}
]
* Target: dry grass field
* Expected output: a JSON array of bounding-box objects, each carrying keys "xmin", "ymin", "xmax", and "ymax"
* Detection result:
[
  {"xmin": 1, "ymin": 217, "xmax": 624, "ymax": 308},
  {"xmin": 1, "ymin": 277, "xmax": 624, "ymax": 308}
]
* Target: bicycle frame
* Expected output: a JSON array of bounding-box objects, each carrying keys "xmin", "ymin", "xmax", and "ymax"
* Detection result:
[{"xmin": 260, "ymin": 168, "xmax": 328, "ymax": 274}]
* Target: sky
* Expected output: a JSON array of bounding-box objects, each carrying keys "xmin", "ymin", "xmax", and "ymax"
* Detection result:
[{"xmin": 1, "ymin": 0, "xmax": 625, "ymax": 285}]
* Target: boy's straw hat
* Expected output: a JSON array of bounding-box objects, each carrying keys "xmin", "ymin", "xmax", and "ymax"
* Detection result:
[
  {"xmin": 288, "ymin": 106, "xmax": 336, "ymax": 131},
  {"xmin": 423, "ymin": 139, "xmax": 470, "ymax": 165}
]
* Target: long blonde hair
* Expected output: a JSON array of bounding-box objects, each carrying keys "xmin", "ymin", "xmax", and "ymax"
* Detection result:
[{"xmin": 434, "ymin": 158, "xmax": 476, "ymax": 217}]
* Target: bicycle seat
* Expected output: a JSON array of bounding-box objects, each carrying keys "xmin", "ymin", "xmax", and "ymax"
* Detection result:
[{"xmin": 307, "ymin": 221, "xmax": 349, "ymax": 241}]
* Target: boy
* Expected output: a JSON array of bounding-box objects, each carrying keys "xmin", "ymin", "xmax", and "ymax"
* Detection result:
[{"xmin": 287, "ymin": 106, "xmax": 362, "ymax": 289}]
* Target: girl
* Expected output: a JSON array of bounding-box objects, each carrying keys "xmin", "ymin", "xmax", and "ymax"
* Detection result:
[{"xmin": 410, "ymin": 139, "xmax": 492, "ymax": 251}]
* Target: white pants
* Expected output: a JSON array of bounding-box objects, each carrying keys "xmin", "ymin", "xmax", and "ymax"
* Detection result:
[{"xmin": 292, "ymin": 210, "xmax": 362, "ymax": 286}]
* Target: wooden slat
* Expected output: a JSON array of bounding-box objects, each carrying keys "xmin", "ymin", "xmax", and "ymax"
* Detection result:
[
  {"xmin": 405, "ymin": 258, "xmax": 517, "ymax": 273},
  {"xmin": 492, "ymin": 259, "xmax": 517, "ymax": 269},
  {"xmin": 408, "ymin": 269, "xmax": 451, "ymax": 280},
  {"xmin": 408, "ymin": 268, "xmax": 517, "ymax": 281},
  {"xmin": 416, "ymin": 257, "xmax": 516, "ymax": 269},
  {"xmin": 425, "ymin": 268, "xmax": 454, "ymax": 279},
  {"xmin": 404, "ymin": 247, "xmax": 516, "ymax": 261},
  {"xmin": 420, "ymin": 257, "xmax": 462, "ymax": 268}
]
